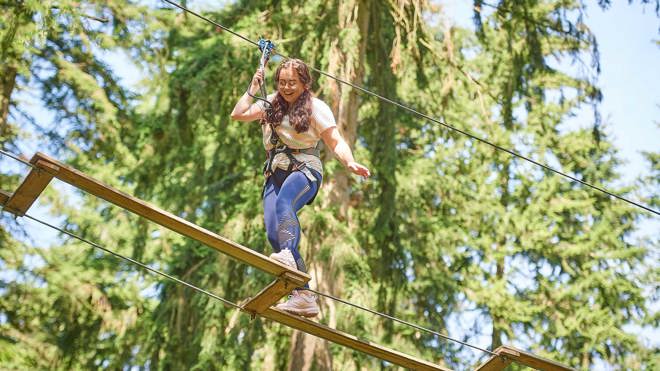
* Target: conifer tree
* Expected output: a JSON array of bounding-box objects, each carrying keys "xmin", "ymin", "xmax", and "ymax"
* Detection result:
[
  {"xmin": 0, "ymin": 1, "xmax": 169, "ymax": 368},
  {"xmin": 1, "ymin": 0, "xmax": 657, "ymax": 369}
]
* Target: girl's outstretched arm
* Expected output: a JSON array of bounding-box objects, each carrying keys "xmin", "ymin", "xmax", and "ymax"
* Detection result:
[{"xmin": 321, "ymin": 126, "xmax": 371, "ymax": 178}]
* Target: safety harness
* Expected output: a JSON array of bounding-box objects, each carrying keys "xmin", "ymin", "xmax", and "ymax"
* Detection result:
[{"xmin": 249, "ymin": 39, "xmax": 321, "ymax": 178}]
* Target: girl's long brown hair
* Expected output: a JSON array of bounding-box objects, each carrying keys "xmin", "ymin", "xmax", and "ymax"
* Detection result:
[{"xmin": 263, "ymin": 59, "xmax": 313, "ymax": 133}]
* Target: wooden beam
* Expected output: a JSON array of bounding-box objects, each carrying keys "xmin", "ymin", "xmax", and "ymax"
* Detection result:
[
  {"xmin": 242, "ymin": 272, "xmax": 299, "ymax": 314},
  {"xmin": 498, "ymin": 345, "xmax": 573, "ymax": 371},
  {"xmin": 16, "ymin": 152, "xmax": 452, "ymax": 370},
  {"xmin": 31, "ymin": 152, "xmax": 309, "ymax": 286},
  {"xmin": 475, "ymin": 346, "xmax": 573, "ymax": 371},
  {"xmin": 260, "ymin": 308, "xmax": 451, "ymax": 371},
  {"xmin": 3, "ymin": 159, "xmax": 58, "ymax": 216},
  {"xmin": 0, "ymin": 190, "xmax": 11, "ymax": 206},
  {"xmin": 473, "ymin": 349, "xmax": 513, "ymax": 371}
]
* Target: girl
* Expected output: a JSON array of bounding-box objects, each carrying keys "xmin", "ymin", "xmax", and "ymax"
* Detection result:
[{"xmin": 230, "ymin": 59, "xmax": 370, "ymax": 317}]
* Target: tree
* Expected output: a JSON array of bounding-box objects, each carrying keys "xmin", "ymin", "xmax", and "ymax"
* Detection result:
[
  {"xmin": 1, "ymin": 0, "xmax": 657, "ymax": 369},
  {"xmin": 0, "ymin": 1, "xmax": 170, "ymax": 368}
]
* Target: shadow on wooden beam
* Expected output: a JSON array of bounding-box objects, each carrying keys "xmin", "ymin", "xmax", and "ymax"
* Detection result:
[{"xmin": 0, "ymin": 190, "xmax": 11, "ymax": 206}]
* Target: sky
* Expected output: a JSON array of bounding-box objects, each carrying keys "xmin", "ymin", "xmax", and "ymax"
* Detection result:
[
  {"xmin": 1, "ymin": 0, "xmax": 658, "ymax": 368},
  {"xmin": 442, "ymin": 0, "xmax": 660, "ymax": 365},
  {"xmin": 443, "ymin": 1, "xmax": 659, "ymax": 182}
]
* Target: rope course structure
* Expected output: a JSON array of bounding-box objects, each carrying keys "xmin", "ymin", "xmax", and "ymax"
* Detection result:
[
  {"xmin": 161, "ymin": 0, "xmax": 659, "ymax": 217},
  {"xmin": 0, "ymin": 150, "xmax": 574, "ymax": 370}
]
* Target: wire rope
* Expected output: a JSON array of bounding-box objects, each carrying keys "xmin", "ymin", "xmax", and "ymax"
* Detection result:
[
  {"xmin": 306, "ymin": 288, "xmax": 497, "ymax": 356},
  {"xmin": 161, "ymin": 0, "xmax": 659, "ymax": 217},
  {"xmin": 21, "ymin": 212, "xmax": 243, "ymax": 310},
  {"xmin": 0, "ymin": 149, "xmax": 37, "ymax": 169}
]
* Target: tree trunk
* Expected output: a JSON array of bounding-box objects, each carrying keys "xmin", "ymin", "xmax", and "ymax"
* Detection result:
[
  {"xmin": 491, "ymin": 258, "xmax": 505, "ymax": 350},
  {"xmin": 491, "ymin": 158, "xmax": 512, "ymax": 350},
  {"xmin": 288, "ymin": 1, "xmax": 370, "ymax": 370},
  {"xmin": 0, "ymin": 66, "xmax": 17, "ymax": 139},
  {"xmin": 322, "ymin": 0, "xmax": 370, "ymax": 219}
]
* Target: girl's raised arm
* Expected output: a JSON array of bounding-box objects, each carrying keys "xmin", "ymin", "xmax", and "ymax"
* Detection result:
[{"xmin": 231, "ymin": 69, "xmax": 267, "ymax": 122}]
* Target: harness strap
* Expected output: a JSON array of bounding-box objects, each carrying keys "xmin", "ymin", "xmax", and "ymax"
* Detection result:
[{"xmin": 264, "ymin": 146, "xmax": 320, "ymax": 177}]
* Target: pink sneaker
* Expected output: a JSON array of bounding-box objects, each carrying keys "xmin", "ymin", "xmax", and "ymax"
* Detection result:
[
  {"xmin": 275, "ymin": 290, "xmax": 319, "ymax": 317},
  {"xmin": 269, "ymin": 248, "xmax": 297, "ymax": 269}
]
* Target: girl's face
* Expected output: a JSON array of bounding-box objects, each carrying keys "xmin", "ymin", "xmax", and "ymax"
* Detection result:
[{"xmin": 277, "ymin": 66, "xmax": 305, "ymax": 103}]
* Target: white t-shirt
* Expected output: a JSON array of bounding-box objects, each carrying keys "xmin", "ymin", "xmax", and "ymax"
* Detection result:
[{"xmin": 259, "ymin": 94, "xmax": 336, "ymax": 181}]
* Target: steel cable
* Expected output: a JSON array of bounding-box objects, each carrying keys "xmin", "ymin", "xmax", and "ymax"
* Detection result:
[
  {"xmin": 307, "ymin": 288, "xmax": 497, "ymax": 356},
  {"xmin": 161, "ymin": 0, "xmax": 659, "ymax": 216},
  {"xmin": 21, "ymin": 212, "xmax": 243, "ymax": 310}
]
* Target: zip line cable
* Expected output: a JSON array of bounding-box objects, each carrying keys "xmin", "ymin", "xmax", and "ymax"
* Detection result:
[
  {"xmin": 161, "ymin": 0, "xmax": 659, "ymax": 217},
  {"xmin": 163, "ymin": 0, "xmax": 259, "ymax": 48},
  {"xmin": 0, "ymin": 149, "xmax": 498, "ymax": 358},
  {"xmin": 0, "ymin": 149, "xmax": 37, "ymax": 169}
]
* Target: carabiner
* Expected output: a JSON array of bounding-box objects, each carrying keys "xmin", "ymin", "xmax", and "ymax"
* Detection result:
[{"xmin": 258, "ymin": 38, "xmax": 276, "ymax": 70}]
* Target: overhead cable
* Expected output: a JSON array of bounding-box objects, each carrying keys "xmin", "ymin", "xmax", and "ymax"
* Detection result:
[
  {"xmin": 161, "ymin": 0, "xmax": 659, "ymax": 217},
  {"xmin": 0, "ymin": 149, "xmax": 37, "ymax": 169}
]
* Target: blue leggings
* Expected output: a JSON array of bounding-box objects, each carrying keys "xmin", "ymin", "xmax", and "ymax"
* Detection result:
[{"xmin": 263, "ymin": 168, "xmax": 321, "ymax": 288}]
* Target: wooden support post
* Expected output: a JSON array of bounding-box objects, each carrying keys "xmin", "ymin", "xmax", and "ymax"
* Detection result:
[
  {"xmin": 3, "ymin": 159, "xmax": 58, "ymax": 216},
  {"xmin": 0, "ymin": 190, "xmax": 11, "ymax": 206},
  {"xmin": 260, "ymin": 308, "xmax": 450, "ymax": 371},
  {"xmin": 475, "ymin": 345, "xmax": 573, "ymax": 371},
  {"xmin": 30, "ymin": 152, "xmax": 309, "ymax": 284},
  {"xmin": 242, "ymin": 272, "xmax": 299, "ymax": 314}
]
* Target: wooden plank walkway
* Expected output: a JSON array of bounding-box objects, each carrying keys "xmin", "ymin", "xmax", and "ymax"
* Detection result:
[
  {"xmin": 262, "ymin": 308, "xmax": 451, "ymax": 371},
  {"xmin": 0, "ymin": 151, "xmax": 574, "ymax": 371}
]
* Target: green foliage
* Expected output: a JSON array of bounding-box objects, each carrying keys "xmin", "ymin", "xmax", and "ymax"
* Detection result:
[{"xmin": 0, "ymin": 0, "xmax": 657, "ymax": 370}]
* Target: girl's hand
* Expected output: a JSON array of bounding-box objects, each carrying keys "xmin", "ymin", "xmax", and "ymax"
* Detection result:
[
  {"xmin": 248, "ymin": 68, "xmax": 264, "ymax": 95},
  {"xmin": 347, "ymin": 162, "xmax": 371, "ymax": 178}
]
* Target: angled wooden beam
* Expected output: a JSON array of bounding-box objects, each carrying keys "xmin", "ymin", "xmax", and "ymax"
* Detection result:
[
  {"xmin": 242, "ymin": 272, "xmax": 299, "ymax": 314},
  {"xmin": 21, "ymin": 152, "xmax": 451, "ymax": 370},
  {"xmin": 473, "ymin": 348, "xmax": 513, "ymax": 371},
  {"xmin": 475, "ymin": 345, "xmax": 573, "ymax": 371},
  {"xmin": 0, "ymin": 190, "xmax": 11, "ymax": 206},
  {"xmin": 498, "ymin": 345, "xmax": 573, "ymax": 371},
  {"xmin": 3, "ymin": 159, "xmax": 58, "ymax": 216},
  {"xmin": 261, "ymin": 308, "xmax": 450, "ymax": 371},
  {"xmin": 31, "ymin": 152, "xmax": 309, "ymax": 286}
]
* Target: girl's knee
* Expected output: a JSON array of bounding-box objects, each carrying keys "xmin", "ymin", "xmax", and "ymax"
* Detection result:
[{"xmin": 275, "ymin": 197, "xmax": 295, "ymax": 216}]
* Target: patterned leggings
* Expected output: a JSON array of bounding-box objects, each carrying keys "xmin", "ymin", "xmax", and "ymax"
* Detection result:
[{"xmin": 263, "ymin": 168, "xmax": 321, "ymax": 288}]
